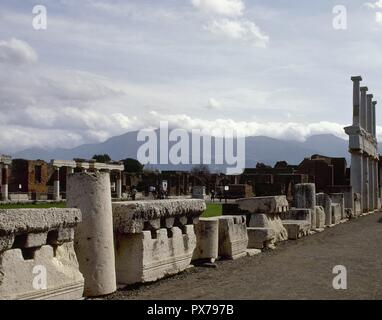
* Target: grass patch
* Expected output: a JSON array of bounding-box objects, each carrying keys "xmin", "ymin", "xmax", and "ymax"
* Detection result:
[
  {"xmin": 202, "ymin": 203, "xmax": 222, "ymax": 218},
  {"xmin": 0, "ymin": 202, "xmax": 66, "ymax": 209}
]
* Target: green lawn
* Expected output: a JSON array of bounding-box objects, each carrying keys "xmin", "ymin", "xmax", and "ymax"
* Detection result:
[
  {"xmin": 202, "ymin": 203, "xmax": 222, "ymax": 218},
  {"xmin": 0, "ymin": 202, "xmax": 66, "ymax": 209}
]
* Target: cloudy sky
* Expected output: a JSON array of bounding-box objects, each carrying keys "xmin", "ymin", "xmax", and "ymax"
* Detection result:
[{"xmin": 0, "ymin": 0, "xmax": 382, "ymax": 153}]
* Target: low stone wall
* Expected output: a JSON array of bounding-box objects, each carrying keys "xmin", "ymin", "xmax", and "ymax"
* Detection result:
[
  {"xmin": 112, "ymin": 199, "xmax": 205, "ymax": 285},
  {"xmin": 235, "ymin": 196, "xmax": 288, "ymax": 250},
  {"xmin": 0, "ymin": 208, "xmax": 84, "ymax": 300},
  {"xmin": 217, "ymin": 216, "xmax": 248, "ymax": 260}
]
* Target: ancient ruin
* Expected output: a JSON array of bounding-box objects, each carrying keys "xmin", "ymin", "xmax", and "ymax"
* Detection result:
[
  {"xmin": 0, "ymin": 75, "xmax": 380, "ymax": 300},
  {"xmin": 345, "ymin": 76, "xmax": 380, "ymax": 213},
  {"xmin": 112, "ymin": 199, "xmax": 205, "ymax": 285}
]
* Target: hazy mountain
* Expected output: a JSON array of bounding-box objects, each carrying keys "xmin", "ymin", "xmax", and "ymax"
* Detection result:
[{"xmin": 10, "ymin": 132, "xmax": 374, "ymax": 170}]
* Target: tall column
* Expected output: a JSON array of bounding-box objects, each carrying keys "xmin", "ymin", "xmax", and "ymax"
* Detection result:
[
  {"xmin": 53, "ymin": 167, "xmax": 60, "ymax": 201},
  {"xmin": 379, "ymin": 158, "xmax": 382, "ymax": 208},
  {"xmin": 373, "ymin": 101, "xmax": 379, "ymax": 209},
  {"xmin": 351, "ymin": 76, "xmax": 362, "ymax": 126},
  {"xmin": 372, "ymin": 101, "xmax": 377, "ymax": 138},
  {"xmin": 116, "ymin": 171, "xmax": 122, "ymax": 199},
  {"xmin": 363, "ymin": 155, "xmax": 369, "ymax": 212},
  {"xmin": 367, "ymin": 94, "xmax": 374, "ymax": 134},
  {"xmin": 369, "ymin": 156, "xmax": 375, "ymax": 210},
  {"xmin": 374, "ymin": 160, "xmax": 379, "ymax": 209},
  {"xmin": 351, "ymin": 151, "xmax": 363, "ymax": 211},
  {"xmin": 360, "ymin": 87, "xmax": 368, "ymax": 130},
  {"xmin": 1, "ymin": 164, "xmax": 9, "ymax": 201},
  {"xmin": 67, "ymin": 172, "xmax": 116, "ymax": 297},
  {"xmin": 367, "ymin": 94, "xmax": 374, "ymax": 210}
]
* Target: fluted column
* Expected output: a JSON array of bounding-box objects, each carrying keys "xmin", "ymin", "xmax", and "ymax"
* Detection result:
[
  {"xmin": 360, "ymin": 87, "xmax": 368, "ymax": 130},
  {"xmin": 372, "ymin": 101, "xmax": 377, "ymax": 138},
  {"xmin": 53, "ymin": 167, "xmax": 60, "ymax": 201},
  {"xmin": 351, "ymin": 76, "xmax": 362, "ymax": 126}
]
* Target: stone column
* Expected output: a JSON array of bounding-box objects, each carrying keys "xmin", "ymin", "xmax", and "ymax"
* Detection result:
[
  {"xmin": 369, "ymin": 156, "xmax": 375, "ymax": 210},
  {"xmin": 372, "ymin": 101, "xmax": 377, "ymax": 138},
  {"xmin": 363, "ymin": 155, "xmax": 369, "ymax": 212},
  {"xmin": 360, "ymin": 87, "xmax": 368, "ymax": 130},
  {"xmin": 367, "ymin": 94, "xmax": 374, "ymax": 210},
  {"xmin": 351, "ymin": 151, "xmax": 363, "ymax": 211},
  {"xmin": 367, "ymin": 94, "xmax": 374, "ymax": 135},
  {"xmin": 67, "ymin": 172, "xmax": 116, "ymax": 297},
  {"xmin": 351, "ymin": 76, "xmax": 362, "ymax": 127},
  {"xmin": 53, "ymin": 167, "xmax": 60, "ymax": 201},
  {"xmin": 1, "ymin": 164, "xmax": 9, "ymax": 201},
  {"xmin": 374, "ymin": 160, "xmax": 379, "ymax": 209},
  {"xmin": 116, "ymin": 171, "xmax": 122, "ymax": 199}
]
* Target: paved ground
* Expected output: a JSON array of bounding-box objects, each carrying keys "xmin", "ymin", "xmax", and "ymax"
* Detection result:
[{"xmin": 108, "ymin": 211, "xmax": 382, "ymax": 300}]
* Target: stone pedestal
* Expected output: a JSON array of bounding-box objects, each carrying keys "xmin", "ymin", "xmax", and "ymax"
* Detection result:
[
  {"xmin": 113, "ymin": 199, "xmax": 205, "ymax": 285},
  {"xmin": 294, "ymin": 183, "xmax": 316, "ymax": 229},
  {"xmin": 0, "ymin": 208, "xmax": 84, "ymax": 300},
  {"xmin": 193, "ymin": 218, "xmax": 219, "ymax": 263},
  {"xmin": 67, "ymin": 172, "xmax": 116, "ymax": 297},
  {"xmin": 316, "ymin": 193, "xmax": 332, "ymax": 226}
]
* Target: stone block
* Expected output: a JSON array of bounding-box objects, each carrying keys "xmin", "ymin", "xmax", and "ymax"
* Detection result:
[
  {"xmin": 316, "ymin": 193, "xmax": 332, "ymax": 226},
  {"xmin": 329, "ymin": 193, "xmax": 345, "ymax": 219},
  {"xmin": 281, "ymin": 208, "xmax": 311, "ymax": 221},
  {"xmin": 282, "ymin": 220, "xmax": 311, "ymax": 240},
  {"xmin": 0, "ymin": 243, "xmax": 84, "ymax": 300},
  {"xmin": 315, "ymin": 206, "xmax": 325, "ymax": 229},
  {"xmin": 236, "ymin": 196, "xmax": 289, "ymax": 214},
  {"xmin": 113, "ymin": 199, "xmax": 206, "ymax": 234},
  {"xmin": 193, "ymin": 217, "xmax": 219, "ymax": 263},
  {"xmin": 217, "ymin": 216, "xmax": 248, "ymax": 260},
  {"xmin": 248, "ymin": 213, "xmax": 288, "ymax": 243},
  {"xmin": 0, "ymin": 208, "xmax": 83, "ymax": 300},
  {"xmin": 331, "ymin": 203, "xmax": 342, "ymax": 225},
  {"xmin": 115, "ymin": 226, "xmax": 196, "ymax": 285},
  {"xmin": 25, "ymin": 232, "xmax": 48, "ymax": 248},
  {"xmin": 247, "ymin": 227, "xmax": 276, "ymax": 250},
  {"xmin": 294, "ymin": 183, "xmax": 316, "ymax": 210}
]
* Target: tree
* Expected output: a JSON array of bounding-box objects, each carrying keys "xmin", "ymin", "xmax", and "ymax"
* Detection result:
[
  {"xmin": 122, "ymin": 158, "xmax": 144, "ymax": 173},
  {"xmin": 92, "ymin": 154, "xmax": 111, "ymax": 163},
  {"xmin": 191, "ymin": 164, "xmax": 211, "ymax": 175}
]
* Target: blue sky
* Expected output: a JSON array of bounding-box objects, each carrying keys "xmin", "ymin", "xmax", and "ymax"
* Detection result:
[{"xmin": 0, "ymin": 0, "xmax": 382, "ymax": 152}]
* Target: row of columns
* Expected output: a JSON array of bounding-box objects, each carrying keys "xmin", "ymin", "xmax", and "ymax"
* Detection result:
[
  {"xmin": 51, "ymin": 160, "xmax": 123, "ymax": 201},
  {"xmin": 347, "ymin": 76, "xmax": 379, "ymax": 212}
]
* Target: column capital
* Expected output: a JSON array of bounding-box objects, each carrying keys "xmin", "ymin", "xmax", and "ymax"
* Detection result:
[
  {"xmin": 351, "ymin": 76, "xmax": 362, "ymax": 81},
  {"xmin": 367, "ymin": 93, "xmax": 374, "ymax": 99},
  {"xmin": 373, "ymin": 101, "xmax": 377, "ymax": 106},
  {"xmin": 360, "ymin": 86, "xmax": 368, "ymax": 92}
]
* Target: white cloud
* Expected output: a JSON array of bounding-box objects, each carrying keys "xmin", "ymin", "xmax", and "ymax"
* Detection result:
[
  {"xmin": 146, "ymin": 112, "xmax": 349, "ymax": 142},
  {"xmin": 376, "ymin": 11, "xmax": 382, "ymax": 24},
  {"xmin": 192, "ymin": 0, "xmax": 244, "ymax": 17},
  {"xmin": 365, "ymin": 0, "xmax": 382, "ymax": 9},
  {"xmin": 206, "ymin": 19, "xmax": 269, "ymax": 47},
  {"xmin": 0, "ymin": 38, "xmax": 38, "ymax": 65},
  {"xmin": 206, "ymin": 98, "xmax": 222, "ymax": 109}
]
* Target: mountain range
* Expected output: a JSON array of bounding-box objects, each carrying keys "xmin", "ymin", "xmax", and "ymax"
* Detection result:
[{"xmin": 8, "ymin": 131, "xmax": 378, "ymax": 171}]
